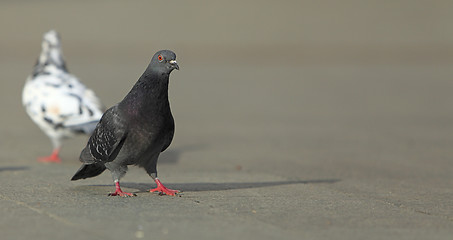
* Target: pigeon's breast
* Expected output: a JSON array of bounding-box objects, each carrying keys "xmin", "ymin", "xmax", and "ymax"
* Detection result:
[{"xmin": 122, "ymin": 115, "xmax": 174, "ymax": 165}]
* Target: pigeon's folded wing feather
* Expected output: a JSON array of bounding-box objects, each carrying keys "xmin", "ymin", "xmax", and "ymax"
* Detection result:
[
  {"xmin": 65, "ymin": 74, "xmax": 104, "ymax": 113},
  {"xmin": 23, "ymin": 72, "xmax": 103, "ymax": 135},
  {"xmin": 86, "ymin": 106, "xmax": 128, "ymax": 163}
]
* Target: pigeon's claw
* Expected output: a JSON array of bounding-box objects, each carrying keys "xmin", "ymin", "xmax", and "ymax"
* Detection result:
[
  {"xmin": 109, "ymin": 181, "xmax": 136, "ymax": 197},
  {"xmin": 150, "ymin": 186, "xmax": 179, "ymax": 196},
  {"xmin": 108, "ymin": 190, "xmax": 136, "ymax": 197},
  {"xmin": 38, "ymin": 149, "xmax": 61, "ymax": 163},
  {"xmin": 150, "ymin": 179, "xmax": 179, "ymax": 196}
]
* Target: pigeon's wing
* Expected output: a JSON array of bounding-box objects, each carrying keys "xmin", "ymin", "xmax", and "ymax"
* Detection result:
[
  {"xmin": 23, "ymin": 72, "xmax": 103, "ymax": 135},
  {"xmin": 23, "ymin": 74, "xmax": 82, "ymax": 132},
  {"xmin": 65, "ymin": 73, "xmax": 104, "ymax": 113},
  {"xmin": 56, "ymin": 73, "xmax": 104, "ymax": 134},
  {"xmin": 85, "ymin": 105, "xmax": 128, "ymax": 164}
]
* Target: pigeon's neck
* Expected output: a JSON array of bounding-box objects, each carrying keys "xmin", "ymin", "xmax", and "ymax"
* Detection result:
[
  {"xmin": 33, "ymin": 47, "xmax": 68, "ymax": 75},
  {"xmin": 121, "ymin": 70, "xmax": 171, "ymax": 113}
]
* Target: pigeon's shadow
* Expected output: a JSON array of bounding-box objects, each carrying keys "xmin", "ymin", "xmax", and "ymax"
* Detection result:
[
  {"xmin": 0, "ymin": 166, "xmax": 29, "ymax": 172},
  {"xmin": 159, "ymin": 144, "xmax": 206, "ymax": 164},
  {"xmin": 121, "ymin": 179, "xmax": 340, "ymax": 193}
]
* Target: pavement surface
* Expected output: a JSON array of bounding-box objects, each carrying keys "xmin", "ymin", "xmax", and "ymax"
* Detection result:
[{"xmin": 1, "ymin": 1, "xmax": 453, "ymax": 239}]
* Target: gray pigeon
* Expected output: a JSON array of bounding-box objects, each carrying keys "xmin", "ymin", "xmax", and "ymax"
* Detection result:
[
  {"xmin": 71, "ymin": 50, "xmax": 180, "ymax": 197},
  {"xmin": 22, "ymin": 30, "xmax": 104, "ymax": 163}
]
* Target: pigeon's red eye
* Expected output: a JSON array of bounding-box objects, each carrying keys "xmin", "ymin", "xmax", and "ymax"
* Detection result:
[{"xmin": 158, "ymin": 55, "xmax": 163, "ymax": 62}]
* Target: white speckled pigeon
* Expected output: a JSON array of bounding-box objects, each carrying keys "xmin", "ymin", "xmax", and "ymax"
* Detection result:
[
  {"xmin": 22, "ymin": 30, "xmax": 104, "ymax": 163},
  {"xmin": 71, "ymin": 50, "xmax": 180, "ymax": 197}
]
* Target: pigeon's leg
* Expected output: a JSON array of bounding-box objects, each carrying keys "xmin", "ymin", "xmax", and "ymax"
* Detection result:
[
  {"xmin": 38, "ymin": 148, "xmax": 62, "ymax": 163},
  {"xmin": 149, "ymin": 174, "xmax": 179, "ymax": 196},
  {"xmin": 108, "ymin": 180, "xmax": 136, "ymax": 197}
]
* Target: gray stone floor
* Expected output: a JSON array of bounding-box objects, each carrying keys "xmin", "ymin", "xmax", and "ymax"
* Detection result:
[{"xmin": 1, "ymin": 1, "xmax": 453, "ymax": 239}]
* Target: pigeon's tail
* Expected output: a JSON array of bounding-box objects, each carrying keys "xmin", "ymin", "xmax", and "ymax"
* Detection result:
[
  {"xmin": 72, "ymin": 146, "xmax": 106, "ymax": 180},
  {"xmin": 71, "ymin": 163, "xmax": 106, "ymax": 181}
]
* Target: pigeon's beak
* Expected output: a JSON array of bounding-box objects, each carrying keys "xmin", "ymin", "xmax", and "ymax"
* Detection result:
[{"xmin": 169, "ymin": 60, "xmax": 179, "ymax": 70}]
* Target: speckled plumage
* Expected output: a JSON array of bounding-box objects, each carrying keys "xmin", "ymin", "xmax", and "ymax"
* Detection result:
[
  {"xmin": 22, "ymin": 30, "xmax": 104, "ymax": 162},
  {"xmin": 71, "ymin": 50, "xmax": 180, "ymax": 197}
]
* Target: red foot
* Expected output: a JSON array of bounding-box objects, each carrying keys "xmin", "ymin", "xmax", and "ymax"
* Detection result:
[
  {"xmin": 150, "ymin": 179, "xmax": 179, "ymax": 196},
  {"xmin": 108, "ymin": 190, "xmax": 136, "ymax": 197},
  {"xmin": 109, "ymin": 181, "xmax": 136, "ymax": 197},
  {"xmin": 38, "ymin": 149, "xmax": 61, "ymax": 163}
]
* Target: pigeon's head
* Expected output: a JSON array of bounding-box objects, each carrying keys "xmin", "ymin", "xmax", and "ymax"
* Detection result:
[
  {"xmin": 150, "ymin": 50, "xmax": 179, "ymax": 73},
  {"xmin": 42, "ymin": 30, "xmax": 61, "ymax": 50},
  {"xmin": 37, "ymin": 30, "xmax": 66, "ymax": 71}
]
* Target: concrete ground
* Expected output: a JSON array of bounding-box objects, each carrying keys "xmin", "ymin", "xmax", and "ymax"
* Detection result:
[{"xmin": 1, "ymin": 1, "xmax": 453, "ymax": 239}]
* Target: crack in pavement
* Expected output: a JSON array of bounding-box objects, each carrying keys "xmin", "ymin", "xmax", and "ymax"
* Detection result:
[{"xmin": 0, "ymin": 193, "xmax": 109, "ymax": 239}]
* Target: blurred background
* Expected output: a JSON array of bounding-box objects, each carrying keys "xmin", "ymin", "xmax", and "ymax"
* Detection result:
[
  {"xmin": 1, "ymin": 0, "xmax": 453, "ymax": 238},
  {"xmin": 1, "ymin": 0, "xmax": 453, "ymax": 192}
]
